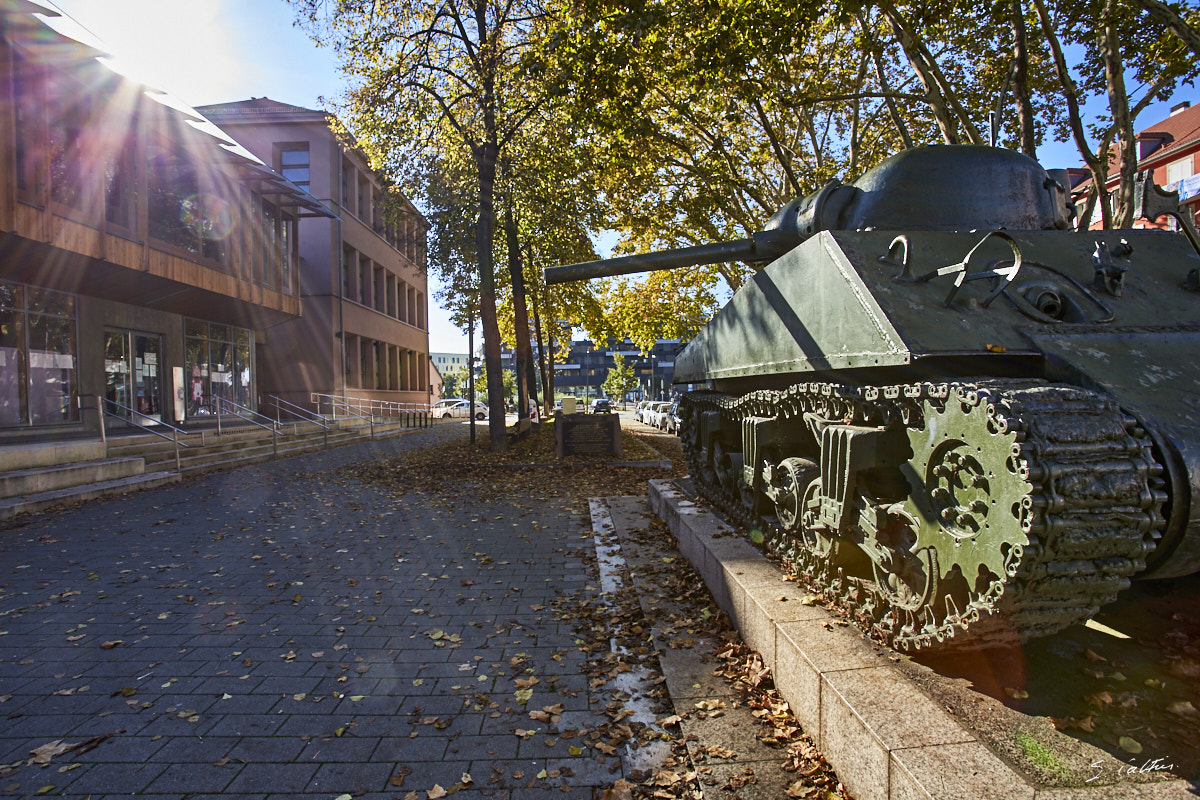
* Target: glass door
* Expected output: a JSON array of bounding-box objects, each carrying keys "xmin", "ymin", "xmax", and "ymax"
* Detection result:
[
  {"xmin": 133, "ymin": 334, "xmax": 162, "ymax": 422},
  {"xmin": 103, "ymin": 331, "xmax": 130, "ymax": 415},
  {"xmin": 103, "ymin": 330, "xmax": 162, "ymax": 424}
]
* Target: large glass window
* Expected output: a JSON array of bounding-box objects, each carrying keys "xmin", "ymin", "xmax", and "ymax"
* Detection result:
[
  {"xmin": 104, "ymin": 142, "xmax": 135, "ymax": 231},
  {"xmin": 46, "ymin": 71, "xmax": 89, "ymax": 211},
  {"xmin": 184, "ymin": 319, "xmax": 254, "ymax": 419},
  {"xmin": 0, "ymin": 285, "xmax": 28, "ymax": 426},
  {"xmin": 148, "ymin": 142, "xmax": 201, "ymax": 254},
  {"xmin": 0, "ymin": 283, "xmax": 78, "ymax": 427},
  {"xmin": 147, "ymin": 142, "xmax": 235, "ymax": 266},
  {"xmin": 260, "ymin": 200, "xmax": 279, "ymax": 289},
  {"xmin": 14, "ymin": 54, "xmax": 42, "ymax": 198}
]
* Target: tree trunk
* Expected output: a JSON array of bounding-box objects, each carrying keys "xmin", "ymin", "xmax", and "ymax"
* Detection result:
[
  {"xmin": 859, "ymin": 14, "xmax": 914, "ymax": 150},
  {"xmin": 475, "ymin": 138, "xmax": 508, "ymax": 452},
  {"xmin": 1102, "ymin": 0, "xmax": 1137, "ymax": 228},
  {"xmin": 1032, "ymin": 0, "xmax": 1113, "ymax": 228},
  {"xmin": 501, "ymin": 177, "xmax": 533, "ymax": 422},
  {"xmin": 880, "ymin": 2, "xmax": 961, "ymax": 143},
  {"xmin": 1010, "ymin": 0, "xmax": 1038, "ymax": 157},
  {"xmin": 528, "ymin": 272, "xmax": 551, "ymax": 416}
]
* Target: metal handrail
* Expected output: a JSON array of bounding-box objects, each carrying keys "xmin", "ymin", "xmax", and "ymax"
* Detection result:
[
  {"xmin": 310, "ymin": 392, "xmax": 430, "ymax": 420},
  {"xmin": 266, "ymin": 395, "xmax": 331, "ymax": 449},
  {"xmin": 82, "ymin": 394, "xmax": 190, "ymax": 473},
  {"xmin": 267, "ymin": 395, "xmax": 331, "ymax": 429},
  {"xmin": 213, "ymin": 396, "xmax": 281, "ymax": 459},
  {"xmin": 309, "ymin": 393, "xmax": 376, "ymax": 439}
]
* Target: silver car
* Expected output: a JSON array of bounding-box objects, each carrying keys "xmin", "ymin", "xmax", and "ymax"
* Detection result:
[{"xmin": 433, "ymin": 399, "xmax": 488, "ymax": 420}]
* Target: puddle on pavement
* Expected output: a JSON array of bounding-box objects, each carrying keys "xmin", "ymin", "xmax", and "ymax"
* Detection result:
[{"xmin": 589, "ymin": 498, "xmax": 674, "ymax": 776}]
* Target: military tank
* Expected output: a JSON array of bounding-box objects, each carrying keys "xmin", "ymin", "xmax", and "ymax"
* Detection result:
[{"xmin": 546, "ymin": 145, "xmax": 1200, "ymax": 651}]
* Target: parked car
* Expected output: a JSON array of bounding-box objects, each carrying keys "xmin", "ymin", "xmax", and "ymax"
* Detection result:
[
  {"xmin": 433, "ymin": 398, "xmax": 488, "ymax": 420},
  {"xmin": 633, "ymin": 400, "xmax": 650, "ymax": 421},
  {"xmin": 639, "ymin": 401, "xmax": 660, "ymax": 425},
  {"xmin": 663, "ymin": 400, "xmax": 680, "ymax": 434},
  {"xmin": 646, "ymin": 401, "xmax": 671, "ymax": 428},
  {"xmin": 590, "ymin": 398, "xmax": 612, "ymax": 414}
]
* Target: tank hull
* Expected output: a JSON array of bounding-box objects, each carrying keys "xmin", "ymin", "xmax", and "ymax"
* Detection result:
[{"xmin": 674, "ymin": 228, "xmax": 1200, "ymax": 584}]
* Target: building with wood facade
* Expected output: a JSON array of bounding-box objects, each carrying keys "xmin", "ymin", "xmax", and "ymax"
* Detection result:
[{"xmin": 0, "ymin": 1, "xmax": 332, "ymax": 442}]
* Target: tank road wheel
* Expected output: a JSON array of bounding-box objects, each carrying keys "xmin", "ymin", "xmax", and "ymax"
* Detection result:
[
  {"xmin": 773, "ymin": 457, "xmax": 815, "ymax": 533},
  {"xmin": 869, "ymin": 508, "xmax": 938, "ymax": 614},
  {"xmin": 712, "ymin": 440, "xmax": 740, "ymax": 493},
  {"xmin": 772, "ymin": 457, "xmax": 840, "ymax": 562}
]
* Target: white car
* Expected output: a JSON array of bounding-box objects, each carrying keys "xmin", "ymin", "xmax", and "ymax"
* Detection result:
[
  {"xmin": 646, "ymin": 401, "xmax": 671, "ymax": 427},
  {"xmin": 433, "ymin": 398, "xmax": 488, "ymax": 420}
]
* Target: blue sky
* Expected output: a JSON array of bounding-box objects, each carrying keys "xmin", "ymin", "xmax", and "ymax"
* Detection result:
[{"xmin": 47, "ymin": 0, "xmax": 1195, "ymax": 352}]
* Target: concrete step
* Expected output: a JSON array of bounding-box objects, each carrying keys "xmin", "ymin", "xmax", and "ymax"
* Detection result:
[
  {"xmin": 0, "ymin": 470, "xmax": 180, "ymax": 521},
  {"xmin": 0, "ymin": 439, "xmax": 107, "ymax": 472},
  {"xmin": 0, "ymin": 457, "xmax": 146, "ymax": 500}
]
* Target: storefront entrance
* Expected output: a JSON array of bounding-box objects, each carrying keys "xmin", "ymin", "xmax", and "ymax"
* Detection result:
[{"xmin": 103, "ymin": 330, "xmax": 163, "ymax": 424}]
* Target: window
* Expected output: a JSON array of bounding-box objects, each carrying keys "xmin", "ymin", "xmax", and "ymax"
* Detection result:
[
  {"xmin": 104, "ymin": 141, "xmax": 135, "ymax": 231},
  {"xmin": 46, "ymin": 71, "xmax": 89, "ymax": 211},
  {"xmin": 0, "ymin": 283, "xmax": 79, "ymax": 427},
  {"xmin": 1168, "ymin": 157, "xmax": 1193, "ymax": 186},
  {"xmin": 341, "ymin": 159, "xmax": 355, "ymax": 214},
  {"xmin": 14, "ymin": 54, "xmax": 43, "ymax": 198},
  {"xmin": 279, "ymin": 145, "xmax": 310, "ymax": 190},
  {"xmin": 343, "ymin": 245, "xmax": 356, "ymax": 299},
  {"xmin": 184, "ymin": 318, "xmax": 253, "ymax": 418}
]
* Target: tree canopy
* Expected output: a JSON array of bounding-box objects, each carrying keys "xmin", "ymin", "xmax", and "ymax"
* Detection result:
[{"xmin": 289, "ymin": 0, "xmax": 1200, "ymax": 416}]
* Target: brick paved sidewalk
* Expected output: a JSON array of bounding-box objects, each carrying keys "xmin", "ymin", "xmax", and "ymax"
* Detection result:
[{"xmin": 0, "ymin": 425, "xmax": 631, "ymax": 799}]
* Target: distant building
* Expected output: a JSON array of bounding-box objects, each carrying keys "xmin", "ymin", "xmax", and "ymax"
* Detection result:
[
  {"xmin": 431, "ymin": 352, "xmax": 473, "ymax": 375},
  {"xmin": 428, "ymin": 360, "xmax": 444, "ymax": 401},
  {"xmin": 1071, "ymin": 99, "xmax": 1200, "ymax": 230},
  {"xmin": 196, "ymin": 98, "xmax": 431, "ymax": 413},
  {"xmin": 1130, "ymin": 100, "xmax": 1200, "ymax": 228},
  {"xmin": 1, "ymin": 5, "xmax": 331, "ymax": 440},
  {"xmin": 553, "ymin": 339, "xmax": 683, "ymax": 401}
]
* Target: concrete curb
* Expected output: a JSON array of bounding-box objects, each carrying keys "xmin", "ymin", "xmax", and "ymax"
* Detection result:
[{"xmin": 648, "ymin": 478, "xmax": 1195, "ymax": 800}]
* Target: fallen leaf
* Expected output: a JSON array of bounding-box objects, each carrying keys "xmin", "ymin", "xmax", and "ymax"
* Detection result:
[
  {"xmin": 1119, "ymin": 736, "xmax": 1143, "ymax": 754},
  {"xmin": 427, "ymin": 785, "xmax": 447, "ymax": 799}
]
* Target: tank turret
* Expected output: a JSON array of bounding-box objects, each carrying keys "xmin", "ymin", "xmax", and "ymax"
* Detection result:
[
  {"xmin": 546, "ymin": 146, "xmax": 1074, "ymax": 285},
  {"xmin": 548, "ymin": 145, "xmax": 1200, "ymax": 651}
]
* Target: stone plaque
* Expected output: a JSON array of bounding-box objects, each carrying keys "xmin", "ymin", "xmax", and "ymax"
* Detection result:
[{"xmin": 556, "ymin": 413, "xmax": 622, "ymax": 457}]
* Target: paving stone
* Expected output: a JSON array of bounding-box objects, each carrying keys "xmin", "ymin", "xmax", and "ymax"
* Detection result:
[
  {"xmin": 0, "ymin": 428, "xmax": 704, "ymax": 800},
  {"xmin": 222, "ymin": 762, "xmax": 320, "ymax": 793},
  {"xmin": 51, "ymin": 761, "xmax": 168, "ymax": 794}
]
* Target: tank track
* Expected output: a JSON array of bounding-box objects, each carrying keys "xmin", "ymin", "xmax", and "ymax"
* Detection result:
[{"xmin": 679, "ymin": 380, "xmax": 1166, "ymax": 650}]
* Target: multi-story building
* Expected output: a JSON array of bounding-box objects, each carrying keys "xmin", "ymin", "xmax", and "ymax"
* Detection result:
[
  {"xmin": 1130, "ymin": 100, "xmax": 1200, "ymax": 227},
  {"xmin": 0, "ymin": 4, "xmax": 330, "ymax": 441},
  {"xmin": 553, "ymin": 338, "xmax": 684, "ymax": 402},
  {"xmin": 431, "ymin": 352, "xmax": 472, "ymax": 377},
  {"xmin": 1070, "ymin": 99, "xmax": 1200, "ymax": 230},
  {"xmin": 196, "ymin": 98, "xmax": 431, "ymax": 412}
]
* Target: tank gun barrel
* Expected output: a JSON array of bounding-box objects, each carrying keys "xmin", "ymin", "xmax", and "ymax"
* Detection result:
[{"xmin": 544, "ymin": 238, "xmax": 757, "ymax": 285}]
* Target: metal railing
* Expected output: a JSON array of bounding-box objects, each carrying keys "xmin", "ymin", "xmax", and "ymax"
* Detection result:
[
  {"xmin": 213, "ymin": 396, "xmax": 281, "ymax": 458},
  {"xmin": 83, "ymin": 395, "xmax": 191, "ymax": 473},
  {"xmin": 264, "ymin": 394, "xmax": 331, "ymax": 449},
  {"xmin": 310, "ymin": 393, "xmax": 431, "ymax": 430}
]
